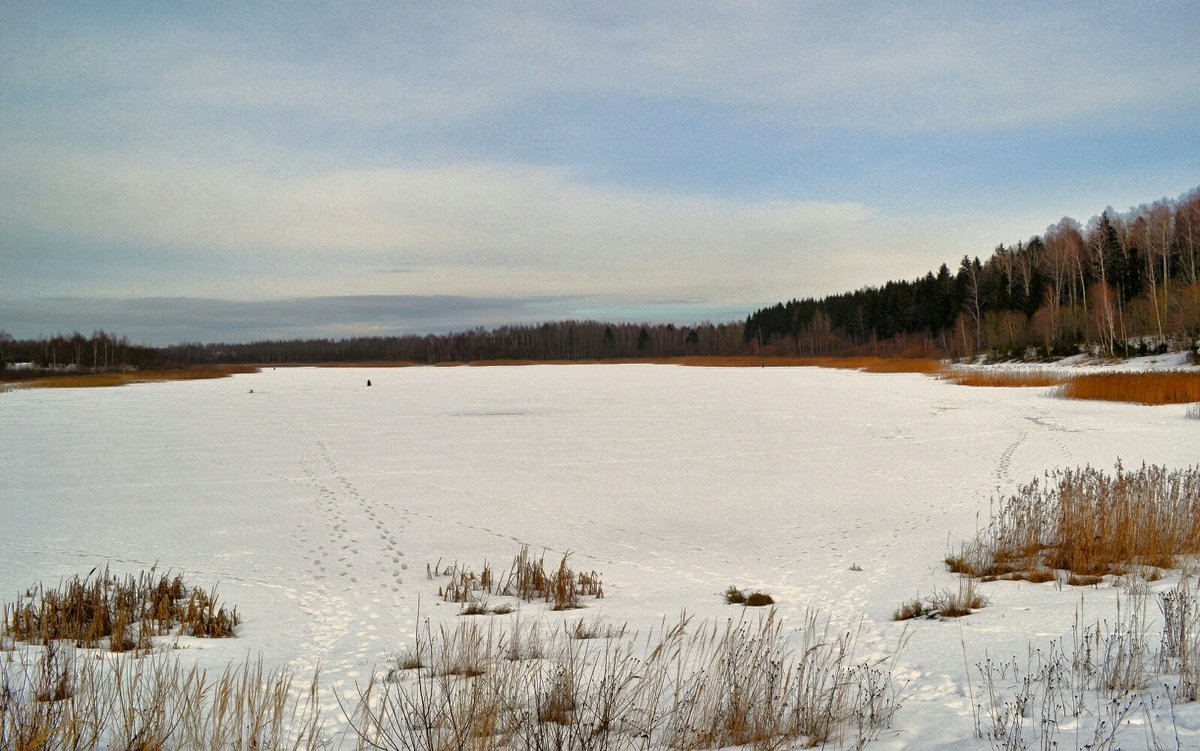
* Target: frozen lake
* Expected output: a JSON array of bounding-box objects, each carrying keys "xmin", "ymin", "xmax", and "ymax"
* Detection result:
[{"xmin": 2, "ymin": 364, "xmax": 1198, "ymax": 748}]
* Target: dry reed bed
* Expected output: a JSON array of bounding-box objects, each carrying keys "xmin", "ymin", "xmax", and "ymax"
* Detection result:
[
  {"xmin": 670, "ymin": 356, "xmax": 942, "ymax": 374},
  {"xmin": 797, "ymin": 358, "xmax": 1200, "ymax": 407},
  {"xmin": 10, "ymin": 365, "xmax": 258, "ymax": 390},
  {"xmin": 947, "ymin": 463, "xmax": 1200, "ymax": 580},
  {"xmin": 941, "ymin": 369, "xmax": 1067, "ymax": 389},
  {"xmin": 2, "ymin": 609, "xmax": 903, "ymax": 751},
  {"xmin": 806, "ymin": 357, "xmax": 944, "ymax": 374},
  {"xmin": 356, "ymin": 610, "xmax": 905, "ymax": 751},
  {"xmin": 0, "ymin": 644, "xmax": 325, "ymax": 751},
  {"xmin": 428, "ymin": 547, "xmax": 603, "ymax": 613},
  {"xmin": 3, "ymin": 568, "xmax": 240, "ymax": 653},
  {"xmin": 943, "ymin": 366, "xmax": 1200, "ymax": 406},
  {"xmin": 421, "ymin": 355, "xmax": 944, "ymax": 371},
  {"xmin": 1058, "ymin": 370, "xmax": 1200, "ymax": 405}
]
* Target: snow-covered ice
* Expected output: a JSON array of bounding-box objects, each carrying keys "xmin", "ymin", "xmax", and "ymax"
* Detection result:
[{"xmin": 2, "ymin": 364, "xmax": 1198, "ymax": 748}]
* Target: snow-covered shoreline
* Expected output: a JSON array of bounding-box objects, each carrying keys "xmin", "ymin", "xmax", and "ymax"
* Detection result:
[{"xmin": 952, "ymin": 349, "xmax": 1197, "ymax": 373}]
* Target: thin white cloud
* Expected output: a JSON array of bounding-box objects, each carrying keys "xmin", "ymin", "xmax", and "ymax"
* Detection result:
[
  {"xmin": 5, "ymin": 3, "xmax": 1196, "ymax": 136},
  {"xmin": 4, "ymin": 1, "xmax": 1196, "ymax": 332},
  {"xmin": 2, "ymin": 151, "xmax": 961, "ymax": 304},
  {"xmin": 414, "ymin": 3, "xmax": 1198, "ymax": 130}
]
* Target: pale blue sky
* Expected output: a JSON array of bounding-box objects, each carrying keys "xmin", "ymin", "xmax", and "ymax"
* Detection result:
[{"xmin": 3, "ymin": 2, "xmax": 1199, "ymax": 343}]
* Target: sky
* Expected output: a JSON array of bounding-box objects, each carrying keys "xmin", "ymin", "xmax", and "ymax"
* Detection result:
[{"xmin": 3, "ymin": 2, "xmax": 1200, "ymax": 345}]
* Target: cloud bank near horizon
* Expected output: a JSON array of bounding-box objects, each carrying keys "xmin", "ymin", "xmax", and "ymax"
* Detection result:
[
  {"xmin": 3, "ymin": 3, "xmax": 1199, "ymax": 343},
  {"xmin": 0, "ymin": 295, "xmax": 750, "ymax": 346}
]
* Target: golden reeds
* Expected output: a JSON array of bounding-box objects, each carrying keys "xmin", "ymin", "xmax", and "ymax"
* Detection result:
[
  {"xmin": 3, "ymin": 567, "xmax": 240, "ymax": 651},
  {"xmin": 13, "ymin": 365, "xmax": 258, "ymax": 390},
  {"xmin": 1058, "ymin": 371, "xmax": 1200, "ymax": 405},
  {"xmin": 943, "ymin": 367, "xmax": 1200, "ymax": 405},
  {"xmin": 817, "ymin": 356, "xmax": 945, "ymax": 374},
  {"xmin": 687, "ymin": 355, "xmax": 942, "ymax": 373},
  {"xmin": 424, "ymin": 355, "xmax": 947, "ymax": 371},
  {"xmin": 948, "ymin": 463, "xmax": 1200, "ymax": 580},
  {"xmin": 943, "ymin": 369, "xmax": 1067, "ymax": 388},
  {"xmin": 429, "ymin": 547, "xmax": 604, "ymax": 613}
]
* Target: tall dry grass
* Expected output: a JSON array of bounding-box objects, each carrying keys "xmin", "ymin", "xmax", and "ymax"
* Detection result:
[
  {"xmin": 0, "ymin": 645, "xmax": 327, "ymax": 751},
  {"xmin": 766, "ymin": 357, "xmax": 944, "ymax": 374},
  {"xmin": 942, "ymin": 369, "xmax": 1067, "ymax": 389},
  {"xmin": 424, "ymin": 355, "xmax": 946, "ymax": 372},
  {"xmin": 947, "ymin": 463, "xmax": 1200, "ymax": 579},
  {"xmin": 2, "ymin": 607, "xmax": 904, "ymax": 751},
  {"xmin": 429, "ymin": 547, "xmax": 603, "ymax": 612},
  {"xmin": 973, "ymin": 589, "xmax": 1151, "ymax": 750},
  {"xmin": 944, "ymin": 367, "xmax": 1200, "ymax": 405},
  {"xmin": 811, "ymin": 359, "xmax": 1200, "ymax": 407},
  {"xmin": 1058, "ymin": 371, "xmax": 1200, "ymax": 405},
  {"xmin": 355, "ymin": 610, "xmax": 906, "ymax": 751},
  {"xmin": 832, "ymin": 357, "xmax": 945, "ymax": 374},
  {"xmin": 971, "ymin": 575, "xmax": 1200, "ymax": 750},
  {"xmin": 11, "ymin": 365, "xmax": 258, "ymax": 390},
  {"xmin": 3, "ymin": 567, "xmax": 240, "ymax": 652}
]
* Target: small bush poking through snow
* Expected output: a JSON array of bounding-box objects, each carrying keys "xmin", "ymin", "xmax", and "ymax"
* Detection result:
[
  {"xmin": 428, "ymin": 546, "xmax": 603, "ymax": 612},
  {"xmin": 744, "ymin": 591, "xmax": 775, "ymax": 607},
  {"xmin": 892, "ymin": 596, "xmax": 930, "ymax": 621},
  {"xmin": 723, "ymin": 587, "xmax": 774, "ymax": 606},
  {"xmin": 929, "ymin": 580, "xmax": 989, "ymax": 618},
  {"xmin": 723, "ymin": 585, "xmax": 746, "ymax": 604},
  {"xmin": 459, "ymin": 599, "xmax": 491, "ymax": 616},
  {"xmin": 893, "ymin": 580, "xmax": 988, "ymax": 621}
]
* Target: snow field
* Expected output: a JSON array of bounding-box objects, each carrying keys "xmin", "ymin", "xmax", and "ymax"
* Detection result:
[{"xmin": 2, "ymin": 364, "xmax": 1198, "ymax": 748}]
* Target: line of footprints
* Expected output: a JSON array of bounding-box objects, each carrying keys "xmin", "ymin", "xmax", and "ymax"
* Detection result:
[{"xmin": 299, "ymin": 440, "xmax": 407, "ymax": 592}]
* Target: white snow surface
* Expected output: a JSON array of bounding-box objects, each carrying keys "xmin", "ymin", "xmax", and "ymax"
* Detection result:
[
  {"xmin": 2, "ymin": 364, "xmax": 1199, "ymax": 748},
  {"xmin": 955, "ymin": 350, "xmax": 1196, "ymax": 373}
]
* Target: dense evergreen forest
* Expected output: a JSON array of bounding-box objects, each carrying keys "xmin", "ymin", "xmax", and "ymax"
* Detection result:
[
  {"xmin": 745, "ymin": 187, "xmax": 1200, "ymax": 360},
  {"xmin": 4, "ymin": 186, "xmax": 1199, "ymax": 371}
]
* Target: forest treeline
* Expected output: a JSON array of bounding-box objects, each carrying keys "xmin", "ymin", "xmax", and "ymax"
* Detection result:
[
  {"xmin": 159, "ymin": 321, "xmax": 747, "ymax": 365},
  {"xmin": 745, "ymin": 187, "xmax": 1200, "ymax": 360},
  {"xmin": 0, "ymin": 322, "xmax": 746, "ymax": 370},
  {"xmin": 0, "ymin": 330, "xmax": 162, "ymax": 375},
  {"xmin": 4, "ymin": 186, "xmax": 1200, "ymax": 370}
]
